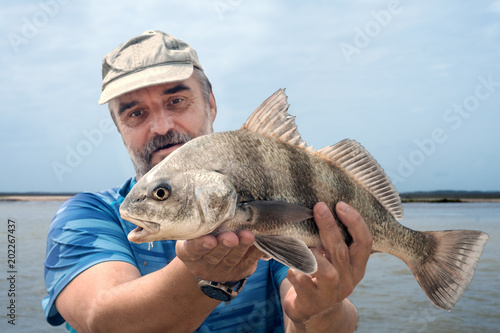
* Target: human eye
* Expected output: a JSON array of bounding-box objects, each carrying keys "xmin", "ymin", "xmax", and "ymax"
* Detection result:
[
  {"xmin": 130, "ymin": 109, "xmax": 144, "ymax": 118},
  {"xmin": 121, "ymin": 108, "xmax": 148, "ymax": 128},
  {"xmin": 170, "ymin": 97, "xmax": 184, "ymax": 105},
  {"xmin": 166, "ymin": 96, "xmax": 190, "ymax": 112}
]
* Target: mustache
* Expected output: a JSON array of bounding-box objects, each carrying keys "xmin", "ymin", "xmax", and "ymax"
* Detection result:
[{"xmin": 140, "ymin": 131, "xmax": 194, "ymax": 165}]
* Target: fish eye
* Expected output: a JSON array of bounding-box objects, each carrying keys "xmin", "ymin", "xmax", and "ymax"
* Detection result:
[{"xmin": 152, "ymin": 185, "xmax": 170, "ymax": 201}]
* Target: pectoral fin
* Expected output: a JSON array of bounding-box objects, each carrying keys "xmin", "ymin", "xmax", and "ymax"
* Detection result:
[
  {"xmin": 254, "ymin": 235, "xmax": 317, "ymax": 274},
  {"xmin": 237, "ymin": 201, "xmax": 313, "ymax": 224}
]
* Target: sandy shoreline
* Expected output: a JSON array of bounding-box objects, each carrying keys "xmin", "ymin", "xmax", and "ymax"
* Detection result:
[
  {"xmin": 459, "ymin": 198, "xmax": 500, "ymax": 202},
  {"xmin": 401, "ymin": 198, "xmax": 500, "ymax": 203},
  {"xmin": 0, "ymin": 195, "xmax": 73, "ymax": 202},
  {"xmin": 2, "ymin": 195, "xmax": 499, "ymax": 203}
]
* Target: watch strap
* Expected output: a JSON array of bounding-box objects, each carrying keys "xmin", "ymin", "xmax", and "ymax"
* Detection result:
[{"xmin": 196, "ymin": 277, "xmax": 247, "ymax": 301}]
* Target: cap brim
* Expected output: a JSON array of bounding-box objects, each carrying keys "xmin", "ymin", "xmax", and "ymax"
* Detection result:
[{"xmin": 98, "ymin": 63, "xmax": 194, "ymax": 105}]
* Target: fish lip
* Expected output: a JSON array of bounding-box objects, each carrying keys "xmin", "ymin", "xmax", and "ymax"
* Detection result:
[
  {"xmin": 123, "ymin": 215, "xmax": 161, "ymax": 243},
  {"xmin": 120, "ymin": 208, "xmax": 160, "ymax": 233}
]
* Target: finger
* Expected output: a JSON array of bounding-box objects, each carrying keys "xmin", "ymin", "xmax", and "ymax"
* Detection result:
[
  {"xmin": 286, "ymin": 259, "xmax": 340, "ymax": 316},
  {"xmin": 219, "ymin": 231, "xmax": 256, "ymax": 267},
  {"xmin": 335, "ymin": 201, "xmax": 373, "ymax": 284},
  {"xmin": 310, "ymin": 248, "xmax": 354, "ymax": 307},
  {"xmin": 310, "ymin": 248, "xmax": 339, "ymax": 287},
  {"xmin": 202, "ymin": 232, "xmax": 239, "ymax": 266},
  {"xmin": 335, "ymin": 202, "xmax": 372, "ymax": 246},
  {"xmin": 175, "ymin": 234, "xmax": 217, "ymax": 262},
  {"xmin": 314, "ymin": 202, "xmax": 357, "ymax": 297},
  {"xmin": 335, "ymin": 201, "xmax": 373, "ymax": 259},
  {"xmin": 238, "ymin": 231, "xmax": 265, "ymax": 265},
  {"xmin": 313, "ymin": 202, "xmax": 347, "ymax": 267},
  {"xmin": 286, "ymin": 268, "xmax": 316, "ymax": 296}
]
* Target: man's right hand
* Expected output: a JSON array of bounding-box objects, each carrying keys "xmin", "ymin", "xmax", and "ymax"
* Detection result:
[
  {"xmin": 175, "ymin": 230, "xmax": 265, "ymax": 282},
  {"xmin": 57, "ymin": 231, "xmax": 265, "ymax": 332}
]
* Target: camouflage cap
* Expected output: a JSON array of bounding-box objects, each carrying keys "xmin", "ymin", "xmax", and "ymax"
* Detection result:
[{"xmin": 99, "ymin": 30, "xmax": 202, "ymax": 104}]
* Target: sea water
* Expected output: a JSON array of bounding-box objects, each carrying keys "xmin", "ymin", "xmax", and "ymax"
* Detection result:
[
  {"xmin": 350, "ymin": 202, "xmax": 500, "ymax": 333},
  {"xmin": 0, "ymin": 201, "xmax": 498, "ymax": 332}
]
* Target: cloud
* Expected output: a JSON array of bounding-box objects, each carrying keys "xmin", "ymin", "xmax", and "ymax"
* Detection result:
[
  {"xmin": 488, "ymin": 1, "xmax": 500, "ymax": 14},
  {"xmin": 1, "ymin": 0, "xmax": 499, "ymax": 192}
]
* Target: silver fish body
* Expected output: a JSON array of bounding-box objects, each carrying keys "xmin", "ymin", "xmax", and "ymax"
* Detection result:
[{"xmin": 120, "ymin": 89, "xmax": 489, "ymax": 311}]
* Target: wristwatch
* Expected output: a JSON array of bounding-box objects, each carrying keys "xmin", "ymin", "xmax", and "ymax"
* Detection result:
[{"xmin": 196, "ymin": 277, "xmax": 247, "ymax": 302}]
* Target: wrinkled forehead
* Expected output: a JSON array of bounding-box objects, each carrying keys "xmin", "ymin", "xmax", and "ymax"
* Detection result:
[{"xmin": 108, "ymin": 75, "xmax": 201, "ymax": 115}]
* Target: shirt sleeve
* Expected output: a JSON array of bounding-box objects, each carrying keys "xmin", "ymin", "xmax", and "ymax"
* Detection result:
[
  {"xmin": 271, "ymin": 259, "xmax": 289, "ymax": 289},
  {"xmin": 42, "ymin": 193, "xmax": 137, "ymax": 326}
]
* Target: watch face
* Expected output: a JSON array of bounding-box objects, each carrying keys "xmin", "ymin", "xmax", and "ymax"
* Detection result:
[{"xmin": 200, "ymin": 285, "xmax": 231, "ymax": 302}]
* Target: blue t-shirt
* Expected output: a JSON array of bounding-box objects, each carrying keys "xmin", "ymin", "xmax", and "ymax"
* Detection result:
[{"xmin": 43, "ymin": 177, "xmax": 289, "ymax": 332}]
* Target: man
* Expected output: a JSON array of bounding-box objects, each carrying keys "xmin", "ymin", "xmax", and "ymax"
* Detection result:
[{"xmin": 43, "ymin": 30, "xmax": 373, "ymax": 332}]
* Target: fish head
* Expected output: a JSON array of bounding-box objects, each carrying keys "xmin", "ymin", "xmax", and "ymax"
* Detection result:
[{"xmin": 120, "ymin": 169, "xmax": 238, "ymax": 243}]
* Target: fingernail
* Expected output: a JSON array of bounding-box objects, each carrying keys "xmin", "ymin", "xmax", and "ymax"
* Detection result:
[
  {"xmin": 222, "ymin": 239, "xmax": 235, "ymax": 248},
  {"xmin": 317, "ymin": 202, "xmax": 330, "ymax": 217},
  {"xmin": 202, "ymin": 242, "xmax": 214, "ymax": 250},
  {"xmin": 337, "ymin": 201, "xmax": 349, "ymax": 213}
]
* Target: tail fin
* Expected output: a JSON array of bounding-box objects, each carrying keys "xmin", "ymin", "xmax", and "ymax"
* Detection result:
[{"xmin": 409, "ymin": 230, "xmax": 489, "ymax": 310}]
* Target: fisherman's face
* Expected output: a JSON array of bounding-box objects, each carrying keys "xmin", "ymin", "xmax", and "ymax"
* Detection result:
[{"xmin": 109, "ymin": 74, "xmax": 217, "ymax": 178}]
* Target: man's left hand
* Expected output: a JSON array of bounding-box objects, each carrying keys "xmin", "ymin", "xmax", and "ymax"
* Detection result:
[{"xmin": 281, "ymin": 201, "xmax": 373, "ymax": 332}]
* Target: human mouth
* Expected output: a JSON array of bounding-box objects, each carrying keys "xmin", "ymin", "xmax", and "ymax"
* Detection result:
[{"xmin": 152, "ymin": 143, "xmax": 185, "ymax": 160}]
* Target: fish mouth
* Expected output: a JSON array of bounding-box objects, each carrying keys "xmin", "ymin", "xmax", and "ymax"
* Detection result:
[{"xmin": 125, "ymin": 217, "xmax": 161, "ymax": 243}]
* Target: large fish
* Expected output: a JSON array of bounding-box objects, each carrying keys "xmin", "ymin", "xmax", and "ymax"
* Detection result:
[{"xmin": 120, "ymin": 89, "xmax": 489, "ymax": 310}]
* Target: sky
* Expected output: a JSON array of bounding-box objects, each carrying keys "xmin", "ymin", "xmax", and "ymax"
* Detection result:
[{"xmin": 1, "ymin": 0, "xmax": 499, "ymax": 193}]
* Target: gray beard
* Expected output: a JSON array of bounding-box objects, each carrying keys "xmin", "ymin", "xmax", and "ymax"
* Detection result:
[
  {"xmin": 127, "ymin": 131, "xmax": 195, "ymax": 178},
  {"xmin": 125, "ymin": 105, "xmax": 214, "ymax": 179}
]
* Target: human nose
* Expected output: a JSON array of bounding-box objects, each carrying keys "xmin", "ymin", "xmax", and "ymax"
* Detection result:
[{"xmin": 149, "ymin": 110, "xmax": 175, "ymax": 135}]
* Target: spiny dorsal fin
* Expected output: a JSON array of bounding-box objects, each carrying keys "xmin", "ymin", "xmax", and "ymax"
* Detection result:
[
  {"xmin": 241, "ymin": 89, "xmax": 310, "ymax": 150},
  {"xmin": 316, "ymin": 139, "xmax": 404, "ymax": 220}
]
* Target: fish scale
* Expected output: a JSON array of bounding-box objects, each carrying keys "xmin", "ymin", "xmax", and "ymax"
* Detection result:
[
  {"xmin": 120, "ymin": 89, "xmax": 489, "ymax": 311},
  {"xmin": 207, "ymin": 130, "xmax": 352, "ymax": 243}
]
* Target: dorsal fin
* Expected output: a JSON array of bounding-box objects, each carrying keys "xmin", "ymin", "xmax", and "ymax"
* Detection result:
[
  {"xmin": 241, "ymin": 89, "xmax": 310, "ymax": 150},
  {"xmin": 316, "ymin": 139, "xmax": 404, "ymax": 220}
]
